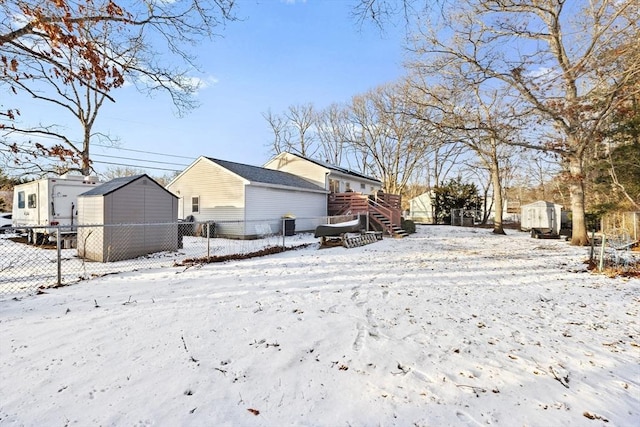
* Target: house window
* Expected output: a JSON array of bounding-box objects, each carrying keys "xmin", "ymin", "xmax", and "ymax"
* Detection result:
[
  {"xmin": 191, "ymin": 196, "xmax": 200, "ymax": 213},
  {"xmin": 360, "ymin": 183, "xmax": 365, "ymax": 190},
  {"xmin": 345, "ymin": 182, "xmax": 351, "ymax": 191},
  {"xmin": 28, "ymin": 193, "xmax": 37, "ymax": 208},
  {"xmin": 329, "ymin": 179, "xmax": 340, "ymax": 193},
  {"xmin": 18, "ymin": 191, "xmax": 25, "ymax": 209}
]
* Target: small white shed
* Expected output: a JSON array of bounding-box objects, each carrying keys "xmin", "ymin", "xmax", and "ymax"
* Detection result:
[
  {"xmin": 77, "ymin": 174, "xmax": 178, "ymax": 262},
  {"xmin": 407, "ymin": 191, "xmax": 435, "ymax": 224},
  {"xmin": 520, "ymin": 201, "xmax": 564, "ymax": 234}
]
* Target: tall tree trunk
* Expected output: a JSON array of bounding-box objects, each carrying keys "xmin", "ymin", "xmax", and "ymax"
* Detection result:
[
  {"xmin": 82, "ymin": 133, "xmax": 91, "ymax": 176},
  {"xmin": 568, "ymin": 156, "xmax": 589, "ymax": 245},
  {"xmin": 490, "ymin": 153, "xmax": 505, "ymax": 235}
]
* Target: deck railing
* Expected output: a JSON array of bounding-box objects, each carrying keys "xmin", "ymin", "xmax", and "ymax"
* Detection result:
[
  {"xmin": 328, "ymin": 192, "xmax": 403, "ymax": 234},
  {"xmin": 369, "ymin": 198, "xmax": 401, "ymax": 231}
]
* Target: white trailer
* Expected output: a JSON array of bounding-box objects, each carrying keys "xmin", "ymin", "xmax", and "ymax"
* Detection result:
[
  {"xmin": 520, "ymin": 200, "xmax": 564, "ymax": 235},
  {"xmin": 12, "ymin": 175, "xmax": 102, "ymax": 243}
]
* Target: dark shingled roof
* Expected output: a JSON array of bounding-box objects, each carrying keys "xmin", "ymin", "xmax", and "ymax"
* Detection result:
[
  {"xmin": 282, "ymin": 153, "xmax": 381, "ymax": 183},
  {"xmin": 206, "ymin": 157, "xmax": 326, "ymax": 192},
  {"xmin": 80, "ymin": 174, "xmax": 176, "ymax": 198}
]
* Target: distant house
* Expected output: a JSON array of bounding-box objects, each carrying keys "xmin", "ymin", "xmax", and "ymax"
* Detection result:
[
  {"xmin": 263, "ymin": 152, "xmax": 382, "ymax": 194},
  {"xmin": 166, "ymin": 156, "xmax": 328, "ymax": 238},
  {"xmin": 77, "ymin": 174, "xmax": 178, "ymax": 262},
  {"xmin": 408, "ymin": 191, "xmax": 513, "ymax": 225},
  {"xmin": 407, "ymin": 191, "xmax": 436, "ymax": 224}
]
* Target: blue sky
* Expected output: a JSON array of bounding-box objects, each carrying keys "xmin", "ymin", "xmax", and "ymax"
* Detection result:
[{"xmin": 82, "ymin": 0, "xmax": 408, "ymax": 176}]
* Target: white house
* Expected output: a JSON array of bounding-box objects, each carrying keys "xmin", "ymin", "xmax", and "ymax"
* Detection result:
[
  {"xmin": 166, "ymin": 156, "xmax": 328, "ymax": 238},
  {"xmin": 264, "ymin": 152, "xmax": 382, "ymax": 194}
]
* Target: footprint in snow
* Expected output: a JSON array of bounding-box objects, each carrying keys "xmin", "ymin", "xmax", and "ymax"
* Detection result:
[
  {"xmin": 456, "ymin": 410, "xmax": 484, "ymax": 426},
  {"xmin": 353, "ymin": 323, "xmax": 366, "ymax": 351}
]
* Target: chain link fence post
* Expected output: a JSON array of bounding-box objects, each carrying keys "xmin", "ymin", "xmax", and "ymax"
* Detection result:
[
  {"xmin": 56, "ymin": 227, "xmax": 62, "ymax": 287},
  {"xmin": 282, "ymin": 218, "xmax": 285, "ymax": 249},
  {"xmin": 598, "ymin": 234, "xmax": 607, "ymax": 272}
]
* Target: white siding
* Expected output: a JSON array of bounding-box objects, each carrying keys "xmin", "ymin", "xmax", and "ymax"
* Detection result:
[
  {"xmin": 264, "ymin": 152, "xmax": 327, "ymax": 188},
  {"xmin": 520, "ymin": 201, "xmax": 563, "ymax": 233},
  {"xmin": 12, "ymin": 178, "xmax": 102, "ymax": 228},
  {"xmin": 331, "ymin": 171, "xmax": 380, "ymax": 195},
  {"xmin": 245, "ymin": 185, "xmax": 327, "ymax": 233},
  {"xmin": 265, "ymin": 152, "xmax": 382, "ymax": 195},
  {"xmin": 167, "ymin": 158, "xmax": 246, "ymax": 221},
  {"xmin": 409, "ymin": 193, "xmax": 435, "ymax": 223}
]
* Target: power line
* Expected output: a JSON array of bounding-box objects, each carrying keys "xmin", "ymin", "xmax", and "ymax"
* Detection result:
[
  {"xmin": 92, "ymin": 160, "xmax": 183, "ymax": 173},
  {"xmin": 93, "ymin": 143, "xmax": 196, "ymax": 160},
  {"xmin": 3, "ymin": 134, "xmax": 197, "ymax": 161},
  {"xmin": 1, "ymin": 145, "xmax": 195, "ymax": 171},
  {"xmin": 91, "ymin": 153, "xmax": 191, "ymax": 167}
]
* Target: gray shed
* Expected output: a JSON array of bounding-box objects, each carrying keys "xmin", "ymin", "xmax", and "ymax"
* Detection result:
[
  {"xmin": 520, "ymin": 201, "xmax": 564, "ymax": 234},
  {"xmin": 77, "ymin": 174, "xmax": 178, "ymax": 262}
]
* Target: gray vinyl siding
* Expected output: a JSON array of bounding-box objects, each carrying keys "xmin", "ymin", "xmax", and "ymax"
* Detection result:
[
  {"xmin": 77, "ymin": 196, "xmax": 106, "ymax": 262},
  {"xmin": 77, "ymin": 176, "xmax": 178, "ymax": 262},
  {"xmin": 167, "ymin": 158, "xmax": 246, "ymax": 222}
]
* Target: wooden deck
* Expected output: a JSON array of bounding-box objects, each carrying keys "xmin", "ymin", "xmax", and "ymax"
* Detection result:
[{"xmin": 328, "ymin": 192, "xmax": 406, "ymax": 237}]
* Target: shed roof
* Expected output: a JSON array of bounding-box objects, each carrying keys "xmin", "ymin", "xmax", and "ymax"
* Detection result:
[
  {"xmin": 80, "ymin": 174, "xmax": 177, "ymax": 198},
  {"xmin": 521, "ymin": 200, "xmax": 563, "ymax": 208},
  {"xmin": 206, "ymin": 157, "xmax": 326, "ymax": 192}
]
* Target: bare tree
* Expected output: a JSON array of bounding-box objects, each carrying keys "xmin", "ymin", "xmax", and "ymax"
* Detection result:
[
  {"xmin": 263, "ymin": 109, "xmax": 291, "ymax": 156},
  {"xmin": 263, "ymin": 104, "xmax": 319, "ymax": 159},
  {"xmin": 344, "ymin": 81, "xmax": 434, "ymax": 194},
  {"xmin": 1, "ymin": 0, "xmax": 234, "ymax": 175},
  {"xmin": 314, "ymin": 103, "xmax": 349, "ymax": 166},
  {"xmin": 409, "ymin": 0, "xmax": 640, "ymax": 245},
  {"xmin": 411, "ymin": 77, "xmax": 520, "ymax": 234},
  {"xmin": 286, "ymin": 103, "xmax": 318, "ymax": 158}
]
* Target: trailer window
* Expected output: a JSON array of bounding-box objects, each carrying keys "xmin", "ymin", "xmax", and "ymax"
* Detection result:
[
  {"xmin": 28, "ymin": 193, "xmax": 37, "ymax": 208},
  {"xmin": 18, "ymin": 191, "xmax": 25, "ymax": 209},
  {"xmin": 191, "ymin": 196, "xmax": 199, "ymax": 213}
]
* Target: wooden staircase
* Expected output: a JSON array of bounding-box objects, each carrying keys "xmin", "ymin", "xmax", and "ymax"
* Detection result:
[
  {"xmin": 328, "ymin": 192, "xmax": 407, "ymax": 238},
  {"xmin": 370, "ymin": 211, "xmax": 408, "ymax": 238}
]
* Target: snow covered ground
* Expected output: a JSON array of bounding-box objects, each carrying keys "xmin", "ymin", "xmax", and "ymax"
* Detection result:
[{"xmin": 1, "ymin": 225, "xmax": 638, "ymax": 426}]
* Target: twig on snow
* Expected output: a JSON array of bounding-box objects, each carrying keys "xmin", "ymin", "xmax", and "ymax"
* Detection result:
[
  {"xmin": 455, "ymin": 384, "xmax": 487, "ymax": 397},
  {"xmin": 181, "ymin": 335, "xmax": 199, "ymax": 363},
  {"xmin": 549, "ymin": 366, "xmax": 570, "ymax": 388}
]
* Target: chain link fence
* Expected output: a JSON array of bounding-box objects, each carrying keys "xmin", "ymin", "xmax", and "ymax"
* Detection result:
[
  {"xmin": 1, "ymin": 215, "xmax": 356, "ymax": 296},
  {"xmin": 600, "ymin": 211, "xmax": 640, "ymax": 242},
  {"xmin": 590, "ymin": 232, "xmax": 640, "ymax": 274},
  {"xmin": 450, "ymin": 209, "xmax": 481, "ymax": 226}
]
